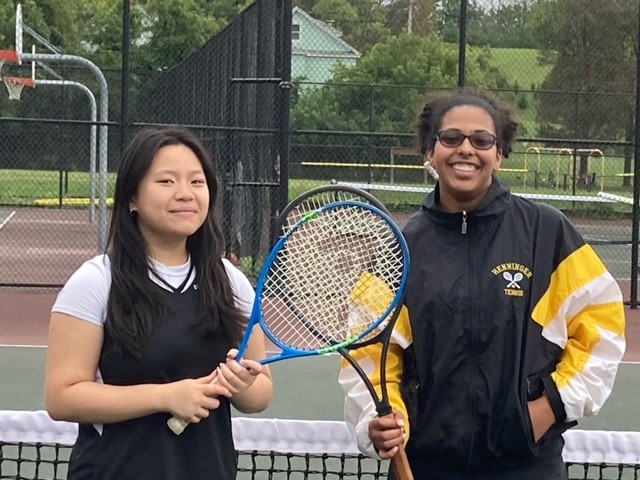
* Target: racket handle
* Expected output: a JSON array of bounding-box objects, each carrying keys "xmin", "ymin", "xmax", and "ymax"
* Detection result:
[
  {"xmin": 167, "ymin": 371, "xmax": 222, "ymax": 435},
  {"xmin": 167, "ymin": 416, "xmax": 189, "ymax": 435},
  {"xmin": 390, "ymin": 444, "xmax": 414, "ymax": 480}
]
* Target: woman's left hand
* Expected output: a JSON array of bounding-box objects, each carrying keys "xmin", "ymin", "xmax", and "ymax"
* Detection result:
[
  {"xmin": 215, "ymin": 348, "xmax": 263, "ymax": 395},
  {"xmin": 527, "ymin": 392, "xmax": 556, "ymax": 442}
]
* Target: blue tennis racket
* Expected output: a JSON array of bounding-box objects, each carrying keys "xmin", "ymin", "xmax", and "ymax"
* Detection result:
[
  {"xmin": 238, "ymin": 200, "xmax": 408, "ymax": 362},
  {"xmin": 167, "ymin": 200, "xmax": 410, "ymax": 478}
]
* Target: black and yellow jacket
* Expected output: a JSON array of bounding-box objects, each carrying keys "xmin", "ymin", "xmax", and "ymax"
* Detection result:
[{"xmin": 339, "ymin": 178, "xmax": 625, "ymax": 475}]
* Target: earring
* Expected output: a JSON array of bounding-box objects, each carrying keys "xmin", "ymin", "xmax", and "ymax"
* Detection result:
[{"xmin": 129, "ymin": 208, "xmax": 136, "ymax": 216}]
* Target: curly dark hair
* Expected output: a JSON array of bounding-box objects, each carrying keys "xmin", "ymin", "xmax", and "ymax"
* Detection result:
[{"xmin": 417, "ymin": 88, "xmax": 519, "ymax": 158}]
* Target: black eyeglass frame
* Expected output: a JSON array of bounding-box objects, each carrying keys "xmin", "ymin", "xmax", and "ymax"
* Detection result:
[{"xmin": 436, "ymin": 129, "xmax": 498, "ymax": 150}]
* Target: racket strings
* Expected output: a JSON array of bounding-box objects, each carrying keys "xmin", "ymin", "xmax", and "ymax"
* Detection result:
[
  {"xmin": 262, "ymin": 205, "xmax": 405, "ymax": 351},
  {"xmin": 279, "ymin": 191, "xmax": 383, "ymax": 234}
]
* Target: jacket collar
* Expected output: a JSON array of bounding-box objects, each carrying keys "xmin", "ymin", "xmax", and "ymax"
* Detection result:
[{"xmin": 422, "ymin": 175, "xmax": 511, "ymax": 223}]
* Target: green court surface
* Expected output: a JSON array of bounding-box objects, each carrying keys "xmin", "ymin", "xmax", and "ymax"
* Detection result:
[{"xmin": 0, "ymin": 346, "xmax": 638, "ymax": 431}]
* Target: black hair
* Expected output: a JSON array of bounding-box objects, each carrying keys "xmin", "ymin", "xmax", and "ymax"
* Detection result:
[
  {"xmin": 417, "ymin": 88, "xmax": 519, "ymax": 158},
  {"xmin": 105, "ymin": 127, "xmax": 245, "ymax": 357}
]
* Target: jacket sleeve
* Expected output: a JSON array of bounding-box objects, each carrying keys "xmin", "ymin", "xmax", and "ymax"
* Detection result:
[
  {"xmin": 338, "ymin": 270, "xmax": 413, "ymax": 457},
  {"xmin": 531, "ymin": 242, "xmax": 626, "ymax": 423}
]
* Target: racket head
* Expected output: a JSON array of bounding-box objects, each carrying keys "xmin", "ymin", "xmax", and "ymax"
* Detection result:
[
  {"xmin": 273, "ymin": 185, "xmax": 390, "ymax": 245},
  {"xmin": 255, "ymin": 200, "xmax": 409, "ymax": 359}
]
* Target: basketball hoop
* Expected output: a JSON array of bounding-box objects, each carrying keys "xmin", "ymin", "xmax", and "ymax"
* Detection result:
[
  {"xmin": 0, "ymin": 50, "xmax": 19, "ymax": 75},
  {"xmin": 2, "ymin": 76, "xmax": 33, "ymax": 100}
]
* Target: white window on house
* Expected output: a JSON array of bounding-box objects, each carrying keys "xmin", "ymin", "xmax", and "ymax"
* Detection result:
[{"xmin": 292, "ymin": 24, "xmax": 300, "ymax": 41}]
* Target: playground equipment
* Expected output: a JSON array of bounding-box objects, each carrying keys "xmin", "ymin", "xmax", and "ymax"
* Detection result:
[{"xmin": 525, "ymin": 147, "xmax": 605, "ymax": 191}]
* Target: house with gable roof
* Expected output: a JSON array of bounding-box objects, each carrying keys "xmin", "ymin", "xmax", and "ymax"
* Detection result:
[{"xmin": 292, "ymin": 7, "xmax": 361, "ymax": 87}]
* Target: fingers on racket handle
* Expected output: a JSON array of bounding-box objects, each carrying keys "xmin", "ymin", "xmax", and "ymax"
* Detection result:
[
  {"xmin": 167, "ymin": 416, "xmax": 189, "ymax": 435},
  {"xmin": 391, "ymin": 445, "xmax": 414, "ymax": 480}
]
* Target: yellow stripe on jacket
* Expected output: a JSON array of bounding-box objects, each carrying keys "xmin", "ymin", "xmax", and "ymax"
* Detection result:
[
  {"xmin": 339, "ymin": 271, "xmax": 412, "ymax": 456},
  {"xmin": 531, "ymin": 244, "xmax": 625, "ymax": 421}
]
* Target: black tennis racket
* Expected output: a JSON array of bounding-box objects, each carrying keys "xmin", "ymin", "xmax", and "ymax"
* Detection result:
[
  {"xmin": 272, "ymin": 184, "xmax": 391, "ymax": 245},
  {"xmin": 273, "ymin": 188, "xmax": 414, "ymax": 480}
]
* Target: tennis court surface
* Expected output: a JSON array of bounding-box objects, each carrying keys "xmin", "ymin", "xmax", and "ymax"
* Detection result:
[
  {"xmin": 1, "ymin": 288, "xmax": 639, "ymax": 479},
  {"xmin": 2, "ymin": 410, "xmax": 640, "ymax": 480}
]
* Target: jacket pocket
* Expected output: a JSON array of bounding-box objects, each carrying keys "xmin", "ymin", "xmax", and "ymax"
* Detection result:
[{"xmin": 496, "ymin": 388, "xmax": 539, "ymax": 460}]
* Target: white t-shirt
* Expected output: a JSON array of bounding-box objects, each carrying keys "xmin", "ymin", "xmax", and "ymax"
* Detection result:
[{"xmin": 52, "ymin": 254, "xmax": 255, "ymax": 325}]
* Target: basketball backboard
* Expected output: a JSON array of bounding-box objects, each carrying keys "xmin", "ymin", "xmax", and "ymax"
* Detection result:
[{"xmin": 16, "ymin": 3, "xmax": 23, "ymax": 64}]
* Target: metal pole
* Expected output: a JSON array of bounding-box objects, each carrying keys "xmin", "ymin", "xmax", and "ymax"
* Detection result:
[
  {"xmin": 458, "ymin": 0, "xmax": 468, "ymax": 87},
  {"xmin": 22, "ymin": 52, "xmax": 109, "ymax": 252},
  {"xmin": 120, "ymin": 0, "xmax": 131, "ymax": 155},
  {"xmin": 275, "ymin": 0, "xmax": 292, "ymax": 239},
  {"xmin": 408, "ymin": 0, "xmax": 414, "ymax": 33},
  {"xmin": 630, "ymin": 5, "xmax": 640, "ymax": 308},
  {"xmin": 37, "ymin": 80, "xmax": 97, "ymax": 222}
]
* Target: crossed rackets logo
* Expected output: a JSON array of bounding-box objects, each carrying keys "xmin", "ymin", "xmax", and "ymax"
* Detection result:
[{"xmin": 502, "ymin": 271, "xmax": 523, "ymax": 289}]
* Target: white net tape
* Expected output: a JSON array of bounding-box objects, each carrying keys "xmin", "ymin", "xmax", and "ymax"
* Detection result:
[{"xmin": 2, "ymin": 410, "xmax": 640, "ymax": 464}]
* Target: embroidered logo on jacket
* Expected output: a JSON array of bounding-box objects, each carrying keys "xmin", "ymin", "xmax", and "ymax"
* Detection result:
[{"xmin": 491, "ymin": 263, "xmax": 532, "ymax": 297}]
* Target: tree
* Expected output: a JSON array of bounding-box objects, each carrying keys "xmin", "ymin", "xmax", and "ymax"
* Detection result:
[
  {"xmin": 385, "ymin": 0, "xmax": 439, "ymax": 36},
  {"xmin": 532, "ymin": 0, "xmax": 637, "ymax": 182},
  {"xmin": 0, "ymin": 0, "xmax": 86, "ymax": 58},
  {"xmin": 0, "ymin": 2, "xmax": 19, "ymax": 52},
  {"xmin": 79, "ymin": 0, "xmax": 251, "ymax": 69},
  {"xmin": 486, "ymin": 1, "xmax": 537, "ymax": 48},
  {"xmin": 292, "ymin": 33, "xmax": 511, "ymax": 133},
  {"xmin": 4, "ymin": 0, "xmax": 250, "ymax": 70},
  {"xmin": 438, "ymin": 0, "xmax": 539, "ymax": 48},
  {"xmin": 295, "ymin": 0, "xmax": 392, "ymax": 53},
  {"xmin": 438, "ymin": 0, "xmax": 491, "ymax": 46}
]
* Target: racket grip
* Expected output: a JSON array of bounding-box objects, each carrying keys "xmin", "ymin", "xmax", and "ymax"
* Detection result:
[
  {"xmin": 391, "ymin": 445, "xmax": 414, "ymax": 480},
  {"xmin": 167, "ymin": 371, "xmax": 222, "ymax": 435},
  {"xmin": 167, "ymin": 416, "xmax": 189, "ymax": 435}
]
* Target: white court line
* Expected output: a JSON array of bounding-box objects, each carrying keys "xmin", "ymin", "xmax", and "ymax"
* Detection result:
[
  {"xmin": 0, "ymin": 344, "xmax": 47, "ymax": 348},
  {"xmin": 0, "ymin": 210, "xmax": 16, "ymax": 230}
]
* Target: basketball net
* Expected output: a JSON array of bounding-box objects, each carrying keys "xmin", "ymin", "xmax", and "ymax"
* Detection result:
[{"xmin": 3, "ymin": 77, "xmax": 32, "ymax": 101}]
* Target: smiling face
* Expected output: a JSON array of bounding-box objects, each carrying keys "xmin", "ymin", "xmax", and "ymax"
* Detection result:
[
  {"xmin": 129, "ymin": 144, "xmax": 209, "ymax": 253},
  {"xmin": 427, "ymin": 105, "xmax": 502, "ymax": 212}
]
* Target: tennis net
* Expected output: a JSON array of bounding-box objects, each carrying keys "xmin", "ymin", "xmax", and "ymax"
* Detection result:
[{"xmin": 1, "ymin": 410, "xmax": 640, "ymax": 479}]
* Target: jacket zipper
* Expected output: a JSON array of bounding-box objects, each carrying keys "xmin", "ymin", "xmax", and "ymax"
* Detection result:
[{"xmin": 465, "ymin": 211, "xmax": 476, "ymax": 470}]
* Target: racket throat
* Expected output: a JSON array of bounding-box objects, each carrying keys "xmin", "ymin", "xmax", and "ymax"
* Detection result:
[{"xmin": 376, "ymin": 403, "xmax": 393, "ymax": 417}]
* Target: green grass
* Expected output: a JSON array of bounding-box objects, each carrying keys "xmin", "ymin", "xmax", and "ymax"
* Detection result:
[
  {"xmin": 0, "ymin": 169, "xmax": 117, "ymax": 205},
  {"xmin": 286, "ymin": 179, "xmax": 330, "ymax": 200},
  {"xmin": 1, "ymin": 169, "xmax": 633, "ymax": 220},
  {"xmin": 0, "ymin": 171, "xmax": 326, "ymax": 207},
  {"xmin": 482, "ymin": 48, "xmax": 553, "ymax": 136},
  {"xmin": 500, "ymin": 149, "xmax": 634, "ymax": 192},
  {"xmin": 488, "ymin": 48, "xmax": 552, "ymax": 90}
]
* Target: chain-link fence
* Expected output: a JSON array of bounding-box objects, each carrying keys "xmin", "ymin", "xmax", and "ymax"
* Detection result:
[{"xmin": 0, "ymin": 0, "xmax": 638, "ymax": 305}]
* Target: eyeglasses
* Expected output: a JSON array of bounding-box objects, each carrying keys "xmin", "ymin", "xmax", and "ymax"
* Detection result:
[{"xmin": 436, "ymin": 129, "xmax": 497, "ymax": 150}]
